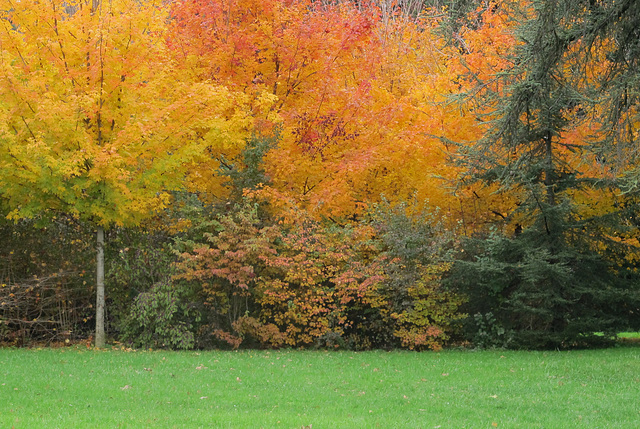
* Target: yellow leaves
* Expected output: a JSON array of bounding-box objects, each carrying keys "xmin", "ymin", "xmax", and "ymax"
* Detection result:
[{"xmin": 0, "ymin": 0, "xmax": 260, "ymax": 227}]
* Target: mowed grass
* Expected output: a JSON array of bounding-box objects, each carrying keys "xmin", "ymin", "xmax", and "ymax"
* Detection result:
[{"xmin": 1, "ymin": 346, "xmax": 639, "ymax": 428}]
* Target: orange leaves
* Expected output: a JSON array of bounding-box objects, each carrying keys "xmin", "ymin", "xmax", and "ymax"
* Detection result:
[
  {"xmin": 176, "ymin": 204, "xmax": 278, "ymax": 291},
  {"xmin": 169, "ymin": 0, "xmax": 452, "ymax": 218},
  {"xmin": 256, "ymin": 218, "xmax": 354, "ymax": 345},
  {"xmin": 167, "ymin": 0, "xmax": 487, "ymax": 222},
  {"xmin": 446, "ymin": 2, "xmax": 519, "ymax": 89}
]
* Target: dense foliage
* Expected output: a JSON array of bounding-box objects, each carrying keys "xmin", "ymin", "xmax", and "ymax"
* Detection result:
[{"xmin": 1, "ymin": 0, "xmax": 639, "ymax": 350}]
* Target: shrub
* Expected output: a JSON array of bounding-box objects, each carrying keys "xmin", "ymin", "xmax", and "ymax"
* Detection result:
[
  {"xmin": 389, "ymin": 265, "xmax": 465, "ymax": 351},
  {"xmin": 468, "ymin": 312, "xmax": 513, "ymax": 349},
  {"xmin": 173, "ymin": 198, "xmax": 466, "ymax": 351},
  {"xmin": 232, "ymin": 316, "xmax": 285, "ymax": 348},
  {"xmin": 121, "ymin": 281, "xmax": 201, "ymax": 350},
  {"xmin": 174, "ymin": 201, "xmax": 279, "ymax": 347},
  {"xmin": 364, "ymin": 201, "xmax": 465, "ymax": 350},
  {"xmin": 105, "ymin": 226, "xmax": 177, "ymax": 338}
]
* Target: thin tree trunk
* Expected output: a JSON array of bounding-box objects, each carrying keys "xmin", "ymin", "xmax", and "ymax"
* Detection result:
[{"xmin": 95, "ymin": 226, "xmax": 105, "ymax": 347}]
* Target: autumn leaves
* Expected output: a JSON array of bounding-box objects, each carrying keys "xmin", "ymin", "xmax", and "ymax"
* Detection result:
[
  {"xmin": 167, "ymin": 0, "xmax": 478, "ymax": 221},
  {"xmin": 0, "ymin": 0, "xmax": 513, "ymax": 231}
]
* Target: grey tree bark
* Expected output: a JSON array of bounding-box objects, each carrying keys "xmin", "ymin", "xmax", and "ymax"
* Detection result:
[{"xmin": 95, "ymin": 226, "xmax": 105, "ymax": 347}]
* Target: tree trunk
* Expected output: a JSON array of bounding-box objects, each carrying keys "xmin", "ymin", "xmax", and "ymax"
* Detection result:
[{"xmin": 95, "ymin": 226, "xmax": 105, "ymax": 347}]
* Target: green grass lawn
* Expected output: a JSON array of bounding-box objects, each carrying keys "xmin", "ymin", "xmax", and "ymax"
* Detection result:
[{"xmin": 1, "ymin": 345, "xmax": 639, "ymax": 428}]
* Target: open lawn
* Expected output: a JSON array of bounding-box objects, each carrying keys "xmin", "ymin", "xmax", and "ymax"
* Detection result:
[{"xmin": 1, "ymin": 345, "xmax": 639, "ymax": 428}]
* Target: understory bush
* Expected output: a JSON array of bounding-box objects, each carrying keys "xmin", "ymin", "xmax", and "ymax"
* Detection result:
[
  {"xmin": 121, "ymin": 281, "xmax": 202, "ymax": 350},
  {"xmin": 174, "ymin": 198, "xmax": 464, "ymax": 350},
  {"xmin": 105, "ymin": 227, "xmax": 178, "ymax": 338},
  {"xmin": 365, "ymin": 201, "xmax": 465, "ymax": 350},
  {"xmin": 467, "ymin": 312, "xmax": 513, "ymax": 349}
]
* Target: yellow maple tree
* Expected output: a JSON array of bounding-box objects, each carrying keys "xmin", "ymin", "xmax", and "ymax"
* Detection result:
[{"xmin": 0, "ymin": 0, "xmax": 256, "ymax": 345}]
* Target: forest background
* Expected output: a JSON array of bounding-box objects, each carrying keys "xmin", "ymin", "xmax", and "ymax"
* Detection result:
[{"xmin": 1, "ymin": 0, "xmax": 639, "ymax": 351}]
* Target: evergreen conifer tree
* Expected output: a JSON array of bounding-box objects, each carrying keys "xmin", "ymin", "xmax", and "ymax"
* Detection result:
[{"xmin": 448, "ymin": 0, "xmax": 640, "ymax": 348}]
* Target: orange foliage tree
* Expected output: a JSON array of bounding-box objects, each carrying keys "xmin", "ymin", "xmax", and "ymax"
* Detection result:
[{"xmin": 168, "ymin": 0, "xmax": 480, "ymax": 223}]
